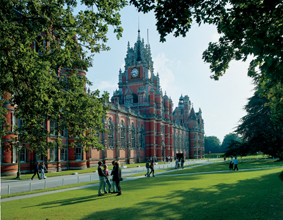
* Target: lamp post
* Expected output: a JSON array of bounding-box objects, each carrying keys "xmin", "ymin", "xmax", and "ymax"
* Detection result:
[{"xmin": 16, "ymin": 143, "xmax": 22, "ymax": 179}]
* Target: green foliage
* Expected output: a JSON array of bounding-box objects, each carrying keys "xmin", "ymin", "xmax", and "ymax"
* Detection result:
[
  {"xmin": 204, "ymin": 136, "xmax": 221, "ymax": 153},
  {"xmin": 221, "ymin": 133, "xmax": 242, "ymax": 153},
  {"xmin": 0, "ymin": 0, "xmax": 126, "ymax": 155},
  {"xmin": 234, "ymin": 92, "xmax": 283, "ymax": 160},
  {"xmin": 130, "ymin": 0, "xmax": 283, "ymax": 125}
]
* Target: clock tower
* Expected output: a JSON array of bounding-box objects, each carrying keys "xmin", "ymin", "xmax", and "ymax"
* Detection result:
[{"xmin": 115, "ymin": 29, "xmax": 160, "ymax": 107}]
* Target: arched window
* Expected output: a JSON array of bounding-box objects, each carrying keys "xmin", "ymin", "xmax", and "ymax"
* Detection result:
[
  {"xmin": 131, "ymin": 123, "xmax": 135, "ymax": 148},
  {"xmin": 120, "ymin": 121, "xmax": 126, "ymax": 148},
  {"xmin": 140, "ymin": 125, "xmax": 145, "ymax": 148},
  {"xmin": 108, "ymin": 118, "xmax": 114, "ymax": 148}
]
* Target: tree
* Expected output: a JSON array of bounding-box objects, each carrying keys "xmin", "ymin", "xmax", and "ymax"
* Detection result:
[
  {"xmin": 221, "ymin": 133, "xmax": 242, "ymax": 153},
  {"xmin": 235, "ymin": 92, "xmax": 283, "ymax": 160},
  {"xmin": 224, "ymin": 140, "xmax": 249, "ymax": 158},
  {"xmin": 0, "ymin": 0, "xmax": 126, "ymax": 155},
  {"xmin": 204, "ymin": 136, "xmax": 221, "ymax": 153},
  {"xmin": 130, "ymin": 0, "xmax": 283, "ymax": 125}
]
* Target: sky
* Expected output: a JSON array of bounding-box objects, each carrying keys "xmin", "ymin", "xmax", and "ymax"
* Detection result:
[{"xmin": 82, "ymin": 4, "xmax": 255, "ymax": 143}]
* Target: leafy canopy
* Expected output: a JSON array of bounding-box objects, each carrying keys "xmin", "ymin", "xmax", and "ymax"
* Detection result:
[
  {"xmin": 0, "ymin": 0, "xmax": 127, "ymax": 154},
  {"xmin": 130, "ymin": 0, "xmax": 283, "ymax": 124},
  {"xmin": 234, "ymin": 92, "xmax": 283, "ymax": 160}
]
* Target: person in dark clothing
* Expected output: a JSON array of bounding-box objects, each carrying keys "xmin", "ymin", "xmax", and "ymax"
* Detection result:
[
  {"xmin": 113, "ymin": 161, "xmax": 122, "ymax": 196},
  {"xmin": 111, "ymin": 160, "xmax": 117, "ymax": 193},
  {"xmin": 31, "ymin": 162, "xmax": 41, "ymax": 180},
  {"xmin": 98, "ymin": 161, "xmax": 107, "ymax": 196},
  {"xmin": 149, "ymin": 159, "xmax": 155, "ymax": 177}
]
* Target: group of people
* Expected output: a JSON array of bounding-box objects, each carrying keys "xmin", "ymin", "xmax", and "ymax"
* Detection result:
[
  {"xmin": 165, "ymin": 156, "xmax": 173, "ymax": 162},
  {"xmin": 229, "ymin": 156, "xmax": 239, "ymax": 171},
  {"xmin": 97, "ymin": 160, "xmax": 122, "ymax": 196},
  {"xmin": 175, "ymin": 158, "xmax": 185, "ymax": 169},
  {"xmin": 31, "ymin": 161, "xmax": 47, "ymax": 180},
  {"xmin": 145, "ymin": 158, "xmax": 155, "ymax": 177}
]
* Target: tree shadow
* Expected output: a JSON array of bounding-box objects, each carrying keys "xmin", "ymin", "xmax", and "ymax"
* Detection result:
[{"xmin": 79, "ymin": 172, "xmax": 283, "ymax": 220}]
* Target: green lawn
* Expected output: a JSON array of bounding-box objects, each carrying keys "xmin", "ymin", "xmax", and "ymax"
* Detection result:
[
  {"xmin": 2, "ymin": 162, "xmax": 283, "ymax": 220},
  {"xmin": 160, "ymin": 159, "xmax": 283, "ymax": 175}
]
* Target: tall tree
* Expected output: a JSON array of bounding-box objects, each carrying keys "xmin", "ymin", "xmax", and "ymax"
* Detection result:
[
  {"xmin": 221, "ymin": 133, "xmax": 242, "ymax": 153},
  {"xmin": 204, "ymin": 136, "xmax": 221, "ymax": 153},
  {"xmin": 130, "ymin": 0, "xmax": 283, "ymax": 125},
  {"xmin": 235, "ymin": 92, "xmax": 283, "ymax": 160},
  {"xmin": 0, "ymin": 0, "xmax": 126, "ymax": 154}
]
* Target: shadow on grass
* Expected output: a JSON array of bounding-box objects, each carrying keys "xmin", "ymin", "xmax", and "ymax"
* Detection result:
[{"xmin": 79, "ymin": 172, "xmax": 283, "ymax": 220}]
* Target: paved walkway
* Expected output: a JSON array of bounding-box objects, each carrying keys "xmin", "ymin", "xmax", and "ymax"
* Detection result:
[
  {"xmin": 1, "ymin": 159, "xmax": 218, "ymax": 195},
  {"xmin": 1, "ymin": 162, "xmax": 208, "ymax": 203}
]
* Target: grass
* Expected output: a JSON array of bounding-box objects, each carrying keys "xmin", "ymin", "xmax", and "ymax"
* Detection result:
[
  {"xmin": 2, "ymin": 162, "xmax": 148, "ymax": 180},
  {"xmin": 159, "ymin": 159, "xmax": 283, "ymax": 175},
  {"xmin": 1, "ymin": 181, "xmax": 99, "ymax": 199},
  {"xmin": 205, "ymin": 153, "xmax": 270, "ymax": 159},
  {"xmin": 2, "ymin": 161, "xmax": 283, "ymax": 220}
]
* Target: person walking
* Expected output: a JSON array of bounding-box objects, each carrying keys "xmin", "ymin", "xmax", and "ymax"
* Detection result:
[
  {"xmin": 111, "ymin": 160, "xmax": 117, "ymax": 193},
  {"xmin": 113, "ymin": 161, "xmax": 122, "ymax": 196},
  {"xmin": 234, "ymin": 157, "xmax": 239, "ymax": 171},
  {"xmin": 175, "ymin": 158, "xmax": 179, "ymax": 169},
  {"xmin": 97, "ymin": 161, "xmax": 107, "ymax": 196},
  {"xmin": 40, "ymin": 161, "xmax": 47, "ymax": 179},
  {"xmin": 145, "ymin": 159, "xmax": 150, "ymax": 177},
  {"xmin": 149, "ymin": 158, "xmax": 155, "ymax": 177},
  {"xmin": 103, "ymin": 165, "xmax": 112, "ymax": 193},
  {"xmin": 229, "ymin": 156, "xmax": 234, "ymax": 170},
  {"xmin": 31, "ymin": 162, "xmax": 41, "ymax": 180},
  {"xmin": 181, "ymin": 158, "xmax": 184, "ymax": 169}
]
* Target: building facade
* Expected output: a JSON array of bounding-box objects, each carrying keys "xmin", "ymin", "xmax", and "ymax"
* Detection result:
[{"xmin": 1, "ymin": 30, "xmax": 205, "ymax": 176}]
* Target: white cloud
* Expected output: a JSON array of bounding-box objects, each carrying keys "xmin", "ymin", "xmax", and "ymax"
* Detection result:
[
  {"xmin": 91, "ymin": 80, "xmax": 117, "ymax": 95},
  {"xmin": 153, "ymin": 53, "xmax": 180, "ymax": 99}
]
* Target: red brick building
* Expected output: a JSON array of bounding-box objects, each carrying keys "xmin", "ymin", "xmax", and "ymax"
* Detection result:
[{"xmin": 1, "ymin": 30, "xmax": 205, "ymax": 176}]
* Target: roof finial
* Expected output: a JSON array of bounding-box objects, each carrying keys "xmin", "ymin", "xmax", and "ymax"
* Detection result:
[{"xmin": 138, "ymin": 17, "xmax": 140, "ymax": 41}]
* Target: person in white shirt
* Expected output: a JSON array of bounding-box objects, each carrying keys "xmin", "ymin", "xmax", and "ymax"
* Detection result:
[
  {"xmin": 229, "ymin": 156, "xmax": 234, "ymax": 170},
  {"xmin": 234, "ymin": 157, "xmax": 239, "ymax": 171},
  {"xmin": 175, "ymin": 158, "xmax": 179, "ymax": 169}
]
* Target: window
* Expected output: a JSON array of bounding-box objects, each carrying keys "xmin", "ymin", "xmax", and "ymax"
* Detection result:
[
  {"xmin": 20, "ymin": 148, "xmax": 28, "ymax": 162},
  {"xmin": 75, "ymin": 145, "xmax": 83, "ymax": 160},
  {"xmin": 50, "ymin": 121, "xmax": 57, "ymax": 136},
  {"xmin": 131, "ymin": 123, "xmax": 135, "ymax": 148},
  {"xmin": 11, "ymin": 112, "xmax": 17, "ymax": 132},
  {"xmin": 140, "ymin": 126, "xmax": 145, "ymax": 148},
  {"xmin": 121, "ymin": 121, "xmax": 126, "ymax": 148},
  {"xmin": 1, "ymin": 145, "xmax": 4, "ymax": 163},
  {"xmin": 60, "ymin": 126, "xmax": 66, "ymax": 137},
  {"xmin": 49, "ymin": 148, "xmax": 56, "ymax": 162},
  {"xmin": 12, "ymin": 146, "xmax": 17, "ymax": 163},
  {"xmin": 60, "ymin": 148, "xmax": 67, "ymax": 161},
  {"xmin": 108, "ymin": 118, "xmax": 114, "ymax": 148}
]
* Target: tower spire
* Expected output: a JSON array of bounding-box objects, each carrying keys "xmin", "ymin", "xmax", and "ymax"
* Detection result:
[{"xmin": 138, "ymin": 17, "xmax": 141, "ymax": 41}]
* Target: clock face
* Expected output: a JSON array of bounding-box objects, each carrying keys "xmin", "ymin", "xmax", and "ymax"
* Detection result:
[
  {"xmin": 148, "ymin": 69, "xmax": 152, "ymax": 79},
  {"xmin": 131, "ymin": 68, "xmax": 139, "ymax": 78}
]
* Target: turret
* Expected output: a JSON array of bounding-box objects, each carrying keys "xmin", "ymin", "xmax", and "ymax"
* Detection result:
[
  {"xmin": 155, "ymin": 89, "xmax": 162, "ymax": 117},
  {"xmin": 164, "ymin": 92, "xmax": 169, "ymax": 120},
  {"xmin": 184, "ymin": 95, "xmax": 190, "ymax": 125}
]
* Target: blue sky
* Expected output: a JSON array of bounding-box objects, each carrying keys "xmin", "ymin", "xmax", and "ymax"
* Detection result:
[{"xmin": 83, "ymin": 4, "xmax": 254, "ymax": 144}]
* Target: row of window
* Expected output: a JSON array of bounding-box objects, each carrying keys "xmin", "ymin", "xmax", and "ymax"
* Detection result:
[{"xmin": 1, "ymin": 146, "xmax": 83, "ymax": 163}]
